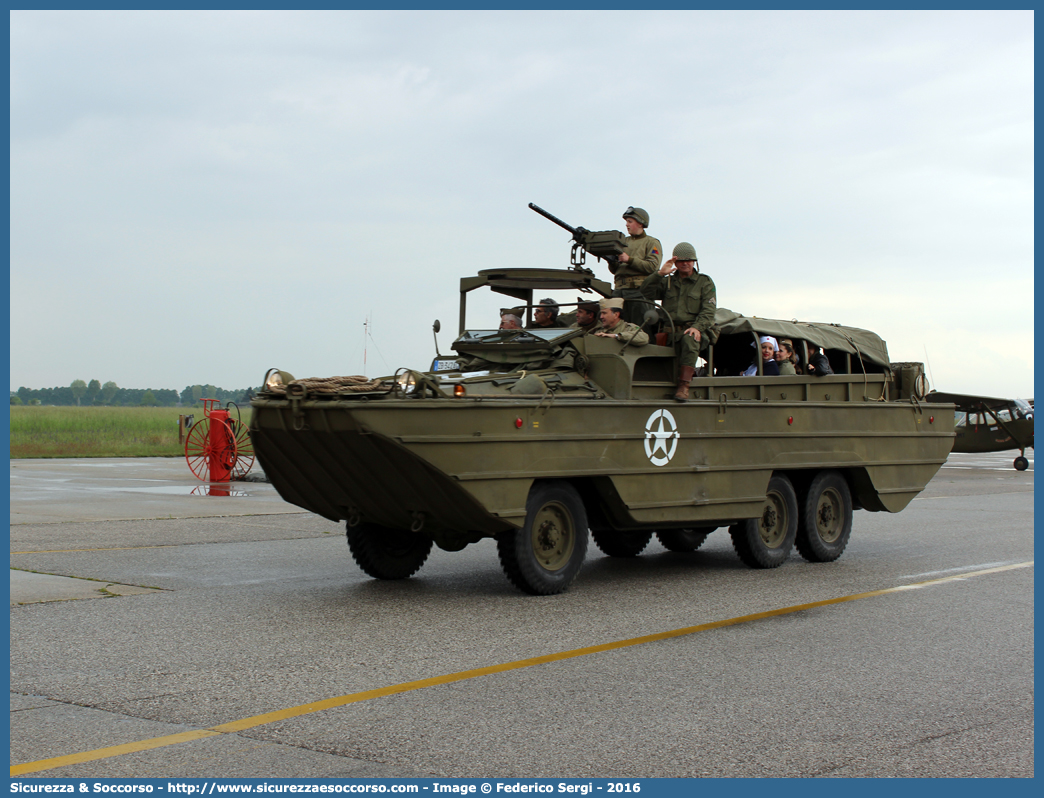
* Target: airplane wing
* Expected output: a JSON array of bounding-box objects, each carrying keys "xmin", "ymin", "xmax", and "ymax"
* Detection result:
[{"xmin": 925, "ymin": 391, "xmax": 1017, "ymax": 411}]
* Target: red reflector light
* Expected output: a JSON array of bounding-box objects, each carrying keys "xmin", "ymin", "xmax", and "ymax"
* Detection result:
[
  {"xmin": 788, "ymin": 417, "xmax": 793, "ymax": 425},
  {"xmin": 454, "ymin": 384, "xmax": 466, "ymax": 397},
  {"xmin": 929, "ymin": 416, "xmax": 934, "ymax": 423},
  {"xmin": 515, "ymin": 417, "xmax": 523, "ymax": 429}
]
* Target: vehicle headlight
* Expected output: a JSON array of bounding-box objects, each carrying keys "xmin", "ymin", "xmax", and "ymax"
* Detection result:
[
  {"xmin": 264, "ymin": 369, "xmax": 295, "ymax": 392},
  {"xmin": 396, "ymin": 372, "xmax": 417, "ymax": 394}
]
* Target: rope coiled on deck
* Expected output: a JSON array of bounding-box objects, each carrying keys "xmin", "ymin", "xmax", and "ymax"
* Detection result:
[{"xmin": 270, "ymin": 375, "xmax": 390, "ymax": 397}]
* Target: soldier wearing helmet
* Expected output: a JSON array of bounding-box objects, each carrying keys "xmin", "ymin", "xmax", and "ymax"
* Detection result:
[
  {"xmin": 640, "ymin": 241, "xmax": 717, "ymax": 402},
  {"xmin": 612, "ymin": 206, "xmax": 662, "ymax": 327}
]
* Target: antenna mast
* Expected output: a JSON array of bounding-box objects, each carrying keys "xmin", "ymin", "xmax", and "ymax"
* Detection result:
[{"xmin": 363, "ymin": 314, "xmax": 369, "ymax": 373}]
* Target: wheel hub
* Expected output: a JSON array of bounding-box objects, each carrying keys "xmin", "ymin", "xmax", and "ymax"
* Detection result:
[
  {"xmin": 530, "ymin": 501, "xmax": 574, "ymax": 571},
  {"xmin": 759, "ymin": 494, "xmax": 787, "ymax": 548},
  {"xmin": 816, "ymin": 489, "xmax": 843, "ymax": 543},
  {"xmin": 537, "ymin": 519, "xmax": 561, "ymax": 552}
]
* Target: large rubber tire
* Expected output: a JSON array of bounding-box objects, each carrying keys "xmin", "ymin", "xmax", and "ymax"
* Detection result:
[
  {"xmin": 1014, "ymin": 456, "xmax": 1029, "ymax": 471},
  {"xmin": 729, "ymin": 474, "xmax": 798, "ymax": 569},
  {"xmin": 656, "ymin": 527, "xmax": 716, "ymax": 552},
  {"xmin": 591, "ymin": 528, "xmax": 653, "ymax": 557},
  {"xmin": 346, "ymin": 522, "xmax": 433, "ymax": 580},
  {"xmin": 795, "ymin": 470, "xmax": 853, "ymax": 563},
  {"xmin": 497, "ymin": 481, "xmax": 589, "ymax": 595}
]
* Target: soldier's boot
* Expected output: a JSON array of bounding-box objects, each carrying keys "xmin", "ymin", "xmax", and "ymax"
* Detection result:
[{"xmin": 674, "ymin": 366, "xmax": 696, "ymax": 402}]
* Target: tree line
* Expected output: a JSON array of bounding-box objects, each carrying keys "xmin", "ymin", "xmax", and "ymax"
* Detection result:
[{"xmin": 11, "ymin": 380, "xmax": 258, "ymax": 407}]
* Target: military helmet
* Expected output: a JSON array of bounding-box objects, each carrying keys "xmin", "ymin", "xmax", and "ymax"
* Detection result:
[
  {"xmin": 672, "ymin": 242, "xmax": 697, "ymax": 261},
  {"xmin": 622, "ymin": 206, "xmax": 649, "ymax": 228}
]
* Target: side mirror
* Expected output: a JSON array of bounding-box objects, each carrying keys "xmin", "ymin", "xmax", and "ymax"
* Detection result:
[
  {"xmin": 433, "ymin": 320, "xmax": 441, "ymax": 334},
  {"xmin": 641, "ymin": 308, "xmax": 661, "ymax": 329}
]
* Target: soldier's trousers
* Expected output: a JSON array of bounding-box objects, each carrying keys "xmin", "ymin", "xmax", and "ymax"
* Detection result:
[
  {"xmin": 671, "ymin": 328, "xmax": 704, "ymax": 368},
  {"xmin": 611, "ymin": 287, "xmax": 656, "ymax": 327}
]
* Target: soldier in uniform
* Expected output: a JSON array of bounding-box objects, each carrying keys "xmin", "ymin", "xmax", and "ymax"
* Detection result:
[
  {"xmin": 612, "ymin": 207, "xmax": 662, "ymax": 327},
  {"xmin": 594, "ymin": 298, "xmax": 649, "ymax": 347},
  {"xmin": 570, "ymin": 298, "xmax": 602, "ymax": 334},
  {"xmin": 640, "ymin": 242, "xmax": 716, "ymax": 402}
]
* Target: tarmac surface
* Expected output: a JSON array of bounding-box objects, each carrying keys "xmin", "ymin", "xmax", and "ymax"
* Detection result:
[{"xmin": 9, "ymin": 451, "xmax": 1034, "ymax": 778}]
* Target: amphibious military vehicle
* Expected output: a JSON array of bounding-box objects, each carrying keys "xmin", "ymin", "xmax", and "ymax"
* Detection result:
[{"xmin": 250, "ymin": 266, "xmax": 954, "ymax": 595}]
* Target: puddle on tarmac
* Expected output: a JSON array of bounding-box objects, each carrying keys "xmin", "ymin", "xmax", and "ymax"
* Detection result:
[{"xmin": 118, "ymin": 485, "xmax": 252, "ymax": 497}]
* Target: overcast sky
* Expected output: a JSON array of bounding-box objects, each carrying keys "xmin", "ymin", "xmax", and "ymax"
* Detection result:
[{"xmin": 10, "ymin": 10, "xmax": 1034, "ymax": 399}]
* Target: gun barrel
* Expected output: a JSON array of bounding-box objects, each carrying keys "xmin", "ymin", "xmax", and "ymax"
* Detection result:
[{"xmin": 528, "ymin": 202, "xmax": 578, "ymax": 237}]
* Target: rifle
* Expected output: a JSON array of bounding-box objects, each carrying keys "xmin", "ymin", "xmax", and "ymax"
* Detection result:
[{"xmin": 529, "ymin": 203, "xmax": 628, "ymax": 272}]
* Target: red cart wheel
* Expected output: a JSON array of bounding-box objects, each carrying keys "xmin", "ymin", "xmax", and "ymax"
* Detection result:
[
  {"xmin": 228, "ymin": 418, "xmax": 254, "ymax": 479},
  {"xmin": 185, "ymin": 417, "xmax": 237, "ymax": 481}
]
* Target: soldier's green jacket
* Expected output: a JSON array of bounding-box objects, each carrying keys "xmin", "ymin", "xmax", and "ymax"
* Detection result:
[
  {"xmin": 613, "ymin": 233, "xmax": 663, "ymax": 288},
  {"xmin": 600, "ymin": 320, "xmax": 649, "ymax": 347},
  {"xmin": 640, "ymin": 271, "xmax": 717, "ymax": 338}
]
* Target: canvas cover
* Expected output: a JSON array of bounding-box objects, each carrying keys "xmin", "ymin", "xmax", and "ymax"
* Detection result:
[{"xmin": 714, "ymin": 308, "xmax": 891, "ymax": 368}]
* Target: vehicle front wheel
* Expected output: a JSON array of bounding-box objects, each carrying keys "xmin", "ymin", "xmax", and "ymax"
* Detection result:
[
  {"xmin": 729, "ymin": 474, "xmax": 798, "ymax": 569},
  {"xmin": 591, "ymin": 528, "xmax": 653, "ymax": 557},
  {"xmin": 497, "ymin": 481, "xmax": 589, "ymax": 595},
  {"xmin": 795, "ymin": 470, "xmax": 853, "ymax": 563},
  {"xmin": 346, "ymin": 522, "xmax": 433, "ymax": 580},
  {"xmin": 1014, "ymin": 456, "xmax": 1029, "ymax": 471},
  {"xmin": 656, "ymin": 527, "xmax": 716, "ymax": 552}
]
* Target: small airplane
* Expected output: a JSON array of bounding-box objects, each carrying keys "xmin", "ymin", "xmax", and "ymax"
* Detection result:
[{"xmin": 927, "ymin": 391, "xmax": 1034, "ymax": 471}]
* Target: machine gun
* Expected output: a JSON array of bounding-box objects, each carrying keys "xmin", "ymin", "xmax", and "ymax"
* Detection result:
[{"xmin": 529, "ymin": 203, "xmax": 629, "ymax": 272}]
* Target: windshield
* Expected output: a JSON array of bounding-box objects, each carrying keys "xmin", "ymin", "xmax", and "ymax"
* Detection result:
[{"xmin": 456, "ymin": 329, "xmax": 574, "ymax": 344}]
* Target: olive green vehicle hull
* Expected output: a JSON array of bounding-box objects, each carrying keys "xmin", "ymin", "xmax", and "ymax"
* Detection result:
[
  {"xmin": 250, "ymin": 268, "xmax": 955, "ymax": 593},
  {"xmin": 250, "ymin": 378, "xmax": 953, "ymax": 554}
]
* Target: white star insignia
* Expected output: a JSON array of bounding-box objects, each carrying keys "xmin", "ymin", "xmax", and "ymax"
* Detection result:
[{"xmin": 646, "ymin": 416, "xmax": 677, "ymax": 456}]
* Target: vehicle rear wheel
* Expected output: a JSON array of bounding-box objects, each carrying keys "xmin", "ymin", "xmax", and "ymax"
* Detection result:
[
  {"xmin": 591, "ymin": 528, "xmax": 653, "ymax": 557},
  {"xmin": 796, "ymin": 470, "xmax": 853, "ymax": 563},
  {"xmin": 1014, "ymin": 456, "xmax": 1029, "ymax": 471},
  {"xmin": 729, "ymin": 474, "xmax": 798, "ymax": 568},
  {"xmin": 656, "ymin": 527, "xmax": 716, "ymax": 552},
  {"xmin": 497, "ymin": 481, "xmax": 589, "ymax": 595},
  {"xmin": 346, "ymin": 522, "xmax": 433, "ymax": 580}
]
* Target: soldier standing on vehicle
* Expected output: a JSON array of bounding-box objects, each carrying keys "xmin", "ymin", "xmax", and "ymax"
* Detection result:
[
  {"xmin": 594, "ymin": 298, "xmax": 649, "ymax": 347},
  {"xmin": 612, "ymin": 207, "xmax": 662, "ymax": 326},
  {"xmin": 640, "ymin": 242, "xmax": 716, "ymax": 402},
  {"xmin": 570, "ymin": 298, "xmax": 602, "ymax": 334}
]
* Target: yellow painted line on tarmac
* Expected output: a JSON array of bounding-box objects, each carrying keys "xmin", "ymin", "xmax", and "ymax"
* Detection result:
[
  {"xmin": 11, "ymin": 560, "xmax": 1033, "ymax": 776},
  {"xmin": 10, "ymin": 730, "xmax": 221, "ymax": 776}
]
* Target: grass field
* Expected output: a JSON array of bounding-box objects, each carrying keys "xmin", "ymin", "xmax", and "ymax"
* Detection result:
[{"xmin": 9, "ymin": 405, "xmax": 252, "ymax": 459}]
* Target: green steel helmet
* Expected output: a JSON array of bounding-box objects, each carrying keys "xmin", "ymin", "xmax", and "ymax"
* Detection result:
[
  {"xmin": 622, "ymin": 206, "xmax": 649, "ymax": 228},
  {"xmin": 672, "ymin": 242, "xmax": 697, "ymax": 260}
]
